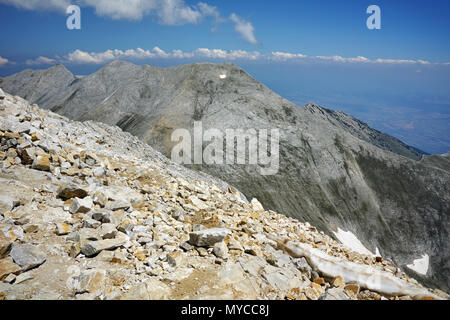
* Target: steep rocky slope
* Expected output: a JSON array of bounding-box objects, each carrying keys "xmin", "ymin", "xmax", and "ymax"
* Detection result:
[
  {"xmin": 1, "ymin": 61, "xmax": 449, "ymax": 292},
  {"xmin": 0, "ymin": 89, "xmax": 447, "ymax": 300}
]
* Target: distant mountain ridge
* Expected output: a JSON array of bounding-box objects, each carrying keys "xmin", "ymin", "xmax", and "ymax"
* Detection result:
[{"xmin": 1, "ymin": 61, "xmax": 449, "ymax": 291}]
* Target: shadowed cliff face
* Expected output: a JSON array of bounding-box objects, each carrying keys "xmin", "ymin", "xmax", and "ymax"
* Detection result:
[{"xmin": 1, "ymin": 60, "xmax": 449, "ymax": 291}]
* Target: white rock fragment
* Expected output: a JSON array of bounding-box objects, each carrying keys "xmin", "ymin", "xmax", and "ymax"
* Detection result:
[
  {"xmin": 69, "ymin": 197, "xmax": 93, "ymax": 214},
  {"xmin": 189, "ymin": 228, "xmax": 231, "ymax": 247}
]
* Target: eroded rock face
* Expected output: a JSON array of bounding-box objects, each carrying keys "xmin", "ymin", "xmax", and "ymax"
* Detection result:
[
  {"xmin": 1, "ymin": 62, "xmax": 448, "ymax": 291},
  {"xmin": 0, "ymin": 89, "xmax": 447, "ymax": 300}
]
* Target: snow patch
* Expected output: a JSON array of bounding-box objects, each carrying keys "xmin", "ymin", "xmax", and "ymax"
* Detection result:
[
  {"xmin": 406, "ymin": 254, "xmax": 429, "ymax": 275},
  {"xmin": 333, "ymin": 228, "xmax": 376, "ymax": 256},
  {"xmin": 219, "ymin": 74, "xmax": 227, "ymax": 79},
  {"xmin": 269, "ymin": 236, "xmax": 441, "ymax": 299}
]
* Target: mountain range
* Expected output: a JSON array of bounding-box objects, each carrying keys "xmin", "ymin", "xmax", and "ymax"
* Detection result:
[{"xmin": 1, "ymin": 61, "xmax": 448, "ymax": 291}]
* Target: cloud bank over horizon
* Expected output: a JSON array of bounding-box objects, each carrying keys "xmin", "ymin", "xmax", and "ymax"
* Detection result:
[{"xmin": 15, "ymin": 47, "xmax": 448, "ymax": 67}]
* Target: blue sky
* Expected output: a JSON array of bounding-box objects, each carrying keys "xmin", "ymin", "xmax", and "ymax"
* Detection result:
[{"xmin": 0, "ymin": 0, "xmax": 449, "ymax": 153}]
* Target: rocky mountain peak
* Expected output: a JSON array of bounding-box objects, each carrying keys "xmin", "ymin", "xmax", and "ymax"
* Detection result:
[{"xmin": 0, "ymin": 88, "xmax": 447, "ymax": 300}]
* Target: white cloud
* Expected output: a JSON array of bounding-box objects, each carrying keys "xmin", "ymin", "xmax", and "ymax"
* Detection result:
[
  {"xmin": 81, "ymin": 0, "xmax": 158, "ymax": 20},
  {"xmin": 25, "ymin": 56, "xmax": 56, "ymax": 65},
  {"xmin": 13, "ymin": 47, "xmax": 444, "ymax": 66},
  {"xmin": 0, "ymin": 56, "xmax": 9, "ymax": 66},
  {"xmin": 2, "ymin": 1, "xmax": 257, "ymax": 44},
  {"xmin": 374, "ymin": 58, "xmax": 416, "ymax": 64},
  {"xmin": 156, "ymin": 0, "xmax": 203, "ymax": 25},
  {"xmin": 1, "ymin": 0, "xmax": 70, "ymax": 12},
  {"xmin": 2, "ymin": 0, "xmax": 224, "ymax": 25},
  {"xmin": 316, "ymin": 55, "xmax": 370, "ymax": 63},
  {"xmin": 417, "ymin": 59, "xmax": 430, "ymax": 65},
  {"xmin": 197, "ymin": 2, "xmax": 225, "ymax": 31},
  {"xmin": 66, "ymin": 49, "xmax": 126, "ymax": 64},
  {"xmin": 314, "ymin": 55, "xmax": 431, "ymax": 65},
  {"xmin": 82, "ymin": 0, "xmax": 222, "ymax": 24},
  {"xmin": 270, "ymin": 51, "xmax": 307, "ymax": 61},
  {"xmin": 195, "ymin": 48, "xmax": 261, "ymax": 60},
  {"xmin": 229, "ymin": 13, "xmax": 259, "ymax": 45}
]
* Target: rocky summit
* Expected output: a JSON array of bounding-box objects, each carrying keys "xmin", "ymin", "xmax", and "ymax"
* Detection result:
[
  {"xmin": 0, "ymin": 89, "xmax": 448, "ymax": 300},
  {"xmin": 1, "ymin": 61, "xmax": 449, "ymax": 292}
]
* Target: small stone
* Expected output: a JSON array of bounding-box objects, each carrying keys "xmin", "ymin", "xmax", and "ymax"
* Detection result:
[
  {"xmin": 120, "ymin": 278, "xmax": 170, "ymax": 300},
  {"xmin": 91, "ymin": 210, "xmax": 115, "ymax": 224},
  {"xmin": 83, "ymin": 152, "xmax": 98, "ymax": 166},
  {"xmin": 319, "ymin": 288, "xmax": 350, "ymax": 300},
  {"xmin": 137, "ymin": 237, "xmax": 152, "ymax": 245},
  {"xmin": 196, "ymin": 247, "xmax": 209, "ymax": 257},
  {"xmin": 99, "ymin": 223, "xmax": 117, "ymax": 239},
  {"xmin": 31, "ymin": 155, "xmax": 50, "ymax": 171},
  {"xmin": 92, "ymin": 191, "xmax": 107, "ymax": 207},
  {"xmin": 18, "ymin": 147, "xmax": 35, "ymax": 165},
  {"xmin": 15, "ymin": 272, "xmax": 33, "ymax": 284},
  {"xmin": 55, "ymin": 223, "xmax": 71, "ymax": 235},
  {"xmin": 81, "ymin": 238, "xmax": 126, "ymax": 257},
  {"xmin": 3, "ymin": 273, "xmax": 16, "ymax": 283},
  {"xmin": 244, "ymin": 245, "xmax": 263, "ymax": 257},
  {"xmin": 69, "ymin": 197, "xmax": 93, "ymax": 214},
  {"xmin": 250, "ymin": 198, "xmax": 264, "ymax": 212},
  {"xmin": 227, "ymin": 237, "xmax": 244, "ymax": 251},
  {"xmin": 23, "ymin": 224, "xmax": 39, "ymax": 233},
  {"xmin": 192, "ymin": 224, "xmax": 205, "ymax": 232},
  {"xmin": 311, "ymin": 271, "xmax": 320, "ymax": 281},
  {"xmin": 293, "ymin": 257, "xmax": 313, "ymax": 279},
  {"xmin": 95, "ymin": 250, "xmax": 115, "ymax": 262},
  {"xmin": 10, "ymin": 243, "xmax": 46, "ymax": 271},
  {"xmin": 106, "ymin": 200, "xmax": 131, "ymax": 211},
  {"xmin": 357, "ymin": 290, "xmax": 381, "ymax": 300},
  {"xmin": 213, "ymin": 241, "xmax": 229, "ymax": 259},
  {"xmin": 331, "ymin": 276, "xmax": 345, "ymax": 288},
  {"xmin": 69, "ymin": 243, "xmax": 81, "ymax": 258},
  {"xmin": 92, "ymin": 167, "xmax": 105, "ymax": 177},
  {"xmin": 171, "ymin": 209, "xmax": 185, "ymax": 221},
  {"xmin": 82, "ymin": 218, "xmax": 101, "ymax": 229},
  {"xmin": 30, "ymin": 132, "xmax": 42, "ymax": 142},
  {"xmin": 313, "ymin": 277, "xmax": 326, "ymax": 285},
  {"xmin": 167, "ymin": 251, "xmax": 183, "ymax": 267},
  {"xmin": 189, "ymin": 228, "xmax": 231, "ymax": 247},
  {"xmin": 67, "ymin": 228, "xmax": 100, "ymax": 242},
  {"xmin": 0, "ymin": 224, "xmax": 23, "ymax": 258},
  {"xmin": 188, "ymin": 195, "xmax": 209, "ymax": 210},
  {"xmin": 68, "ymin": 269, "xmax": 105, "ymax": 294},
  {"xmin": 0, "ymin": 257, "xmax": 21, "ymax": 280},
  {"xmin": 344, "ymin": 283, "xmax": 360, "ymax": 296},
  {"xmin": 180, "ymin": 241, "xmax": 193, "ymax": 251},
  {"xmin": 133, "ymin": 249, "xmax": 147, "ymax": 262},
  {"xmin": 304, "ymin": 286, "xmax": 321, "ymax": 300},
  {"xmin": 0, "ymin": 195, "xmax": 14, "ymax": 214},
  {"xmin": 57, "ymin": 184, "xmax": 88, "ymax": 200},
  {"xmin": 111, "ymin": 250, "xmax": 128, "ymax": 264}
]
